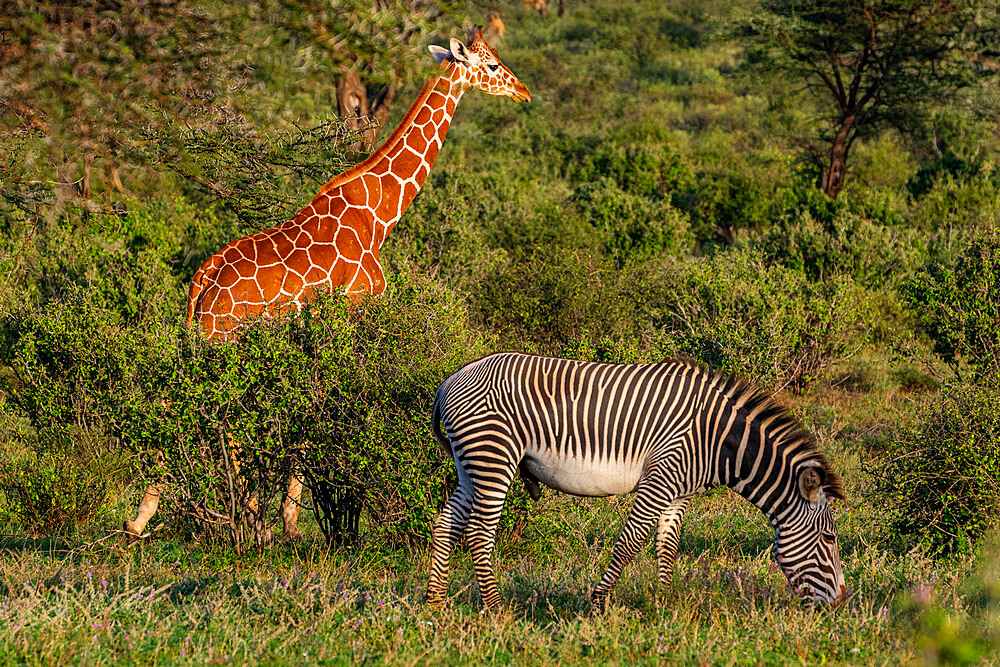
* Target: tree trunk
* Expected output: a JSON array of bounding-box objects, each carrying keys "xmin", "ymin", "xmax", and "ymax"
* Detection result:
[
  {"xmin": 821, "ymin": 114, "xmax": 855, "ymax": 199},
  {"xmin": 336, "ymin": 71, "xmax": 370, "ymax": 152}
]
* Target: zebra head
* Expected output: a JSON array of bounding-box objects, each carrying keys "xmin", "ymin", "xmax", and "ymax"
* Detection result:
[{"xmin": 773, "ymin": 461, "xmax": 847, "ymax": 606}]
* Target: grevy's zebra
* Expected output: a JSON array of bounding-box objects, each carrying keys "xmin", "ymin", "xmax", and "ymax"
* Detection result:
[{"xmin": 426, "ymin": 352, "xmax": 848, "ymax": 610}]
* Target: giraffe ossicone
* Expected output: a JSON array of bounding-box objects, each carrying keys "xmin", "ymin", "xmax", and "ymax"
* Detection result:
[{"xmin": 122, "ymin": 29, "xmax": 531, "ymax": 539}]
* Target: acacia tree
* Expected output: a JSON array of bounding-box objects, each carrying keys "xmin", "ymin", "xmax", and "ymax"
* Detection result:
[{"xmin": 742, "ymin": 1, "xmax": 1000, "ymax": 198}]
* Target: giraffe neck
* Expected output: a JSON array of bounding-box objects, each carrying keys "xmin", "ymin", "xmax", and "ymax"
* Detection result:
[{"xmin": 316, "ymin": 64, "xmax": 466, "ymax": 248}]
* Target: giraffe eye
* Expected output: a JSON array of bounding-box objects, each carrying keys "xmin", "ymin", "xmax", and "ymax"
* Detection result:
[{"xmin": 488, "ymin": 63, "xmax": 499, "ymax": 72}]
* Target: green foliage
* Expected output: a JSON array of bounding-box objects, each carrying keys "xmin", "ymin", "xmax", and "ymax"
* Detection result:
[
  {"xmin": 674, "ymin": 168, "xmax": 773, "ymax": 243},
  {"xmin": 739, "ymin": 0, "xmax": 1000, "ymax": 196},
  {"xmin": 907, "ymin": 150, "xmax": 995, "ymax": 199},
  {"xmin": 874, "ymin": 379, "xmax": 1000, "ymax": 556},
  {"xmin": 568, "ymin": 180, "xmax": 690, "ymax": 259},
  {"xmin": 754, "ymin": 210, "xmax": 929, "ymax": 288},
  {"xmin": 0, "ymin": 276, "xmax": 520, "ymax": 549},
  {"xmin": 655, "ymin": 247, "xmax": 870, "ymax": 388},
  {"xmin": 135, "ymin": 107, "xmax": 363, "ymax": 231},
  {"xmin": 903, "ymin": 232, "xmax": 1000, "ymax": 378},
  {"xmin": 0, "ymin": 450, "xmax": 114, "ymax": 536}
]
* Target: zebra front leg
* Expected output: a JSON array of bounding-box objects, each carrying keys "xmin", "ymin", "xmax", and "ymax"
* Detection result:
[
  {"xmin": 654, "ymin": 497, "xmax": 691, "ymax": 586},
  {"xmin": 426, "ymin": 488, "xmax": 473, "ymax": 608},
  {"xmin": 591, "ymin": 473, "xmax": 675, "ymax": 611}
]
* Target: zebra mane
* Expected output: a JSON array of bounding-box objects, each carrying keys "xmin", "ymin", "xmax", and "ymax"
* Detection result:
[{"xmin": 677, "ymin": 358, "xmax": 847, "ymax": 501}]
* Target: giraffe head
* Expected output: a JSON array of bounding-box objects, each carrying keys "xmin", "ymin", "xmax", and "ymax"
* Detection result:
[{"xmin": 428, "ymin": 28, "xmax": 531, "ymax": 103}]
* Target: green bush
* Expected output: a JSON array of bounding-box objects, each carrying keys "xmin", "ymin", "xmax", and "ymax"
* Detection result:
[
  {"xmin": 568, "ymin": 179, "xmax": 691, "ymax": 260},
  {"xmin": 466, "ymin": 245, "xmax": 663, "ymax": 358},
  {"xmin": 673, "ymin": 168, "xmax": 773, "ymax": 244},
  {"xmin": 0, "ymin": 450, "xmax": 114, "ymax": 535},
  {"xmin": 754, "ymin": 211, "xmax": 929, "ymax": 288},
  {"xmin": 903, "ymin": 232, "xmax": 1000, "ymax": 378},
  {"xmin": 652, "ymin": 247, "xmax": 871, "ymax": 388},
  {"xmin": 0, "ymin": 290, "xmax": 130, "ymax": 533},
  {"xmin": 873, "ymin": 379, "xmax": 1000, "ymax": 556},
  {"xmin": 1, "ymin": 275, "xmax": 531, "ymax": 548}
]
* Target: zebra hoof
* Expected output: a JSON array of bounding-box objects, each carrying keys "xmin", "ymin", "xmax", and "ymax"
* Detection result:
[{"xmin": 590, "ymin": 593, "xmax": 609, "ymax": 614}]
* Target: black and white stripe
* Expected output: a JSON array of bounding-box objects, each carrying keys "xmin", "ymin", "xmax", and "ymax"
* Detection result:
[{"xmin": 425, "ymin": 352, "xmax": 847, "ymax": 610}]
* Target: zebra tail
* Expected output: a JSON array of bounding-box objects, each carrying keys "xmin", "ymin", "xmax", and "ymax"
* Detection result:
[{"xmin": 431, "ymin": 380, "xmax": 454, "ymax": 459}]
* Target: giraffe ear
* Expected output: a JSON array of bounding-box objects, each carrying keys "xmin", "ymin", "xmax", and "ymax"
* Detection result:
[
  {"xmin": 449, "ymin": 37, "xmax": 472, "ymax": 65},
  {"xmin": 428, "ymin": 45, "xmax": 452, "ymax": 64}
]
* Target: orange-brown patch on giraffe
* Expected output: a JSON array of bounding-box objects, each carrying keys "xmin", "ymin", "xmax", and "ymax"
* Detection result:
[
  {"xmin": 337, "ymin": 177, "xmax": 369, "ymax": 208},
  {"xmin": 232, "ymin": 277, "xmax": 264, "ymax": 304},
  {"xmin": 310, "ymin": 195, "xmax": 331, "ymax": 216},
  {"xmin": 212, "ymin": 263, "xmax": 242, "ymax": 291},
  {"xmin": 212, "ymin": 288, "xmax": 235, "ymax": 317},
  {"xmin": 446, "ymin": 97, "xmax": 456, "ymax": 115},
  {"xmin": 282, "ymin": 270, "xmax": 305, "ymax": 296},
  {"xmin": 293, "ymin": 230, "xmax": 312, "ymax": 249},
  {"xmin": 362, "ymin": 174, "xmax": 382, "ymax": 211},
  {"xmin": 340, "ymin": 206, "xmax": 374, "ymax": 248},
  {"xmin": 431, "ymin": 108, "xmax": 445, "ymax": 124},
  {"xmin": 415, "ymin": 163, "xmax": 429, "ymax": 183},
  {"xmin": 408, "ymin": 128, "xmax": 428, "ymax": 155},
  {"xmin": 328, "ymin": 259, "xmax": 348, "ymax": 287},
  {"xmin": 415, "ymin": 106, "xmax": 432, "ymax": 126},
  {"xmin": 395, "ymin": 150, "xmax": 421, "ymax": 176},
  {"xmin": 341, "ymin": 264, "xmax": 361, "ymax": 290},
  {"xmin": 402, "ymin": 181, "xmax": 419, "ymax": 205},
  {"xmin": 422, "ymin": 123, "xmax": 436, "ymax": 141},
  {"xmin": 375, "ymin": 178, "xmax": 402, "ymax": 221},
  {"xmin": 254, "ymin": 237, "xmax": 282, "ymax": 267},
  {"xmin": 272, "ymin": 231, "xmax": 295, "ymax": 259},
  {"xmin": 427, "ymin": 91, "xmax": 447, "ymax": 108},
  {"xmin": 312, "ymin": 214, "xmax": 337, "ymax": 242},
  {"xmin": 259, "ymin": 270, "xmax": 284, "ymax": 302},
  {"xmin": 233, "ymin": 256, "xmax": 259, "ymax": 279},
  {"xmin": 361, "ymin": 254, "xmax": 387, "ymax": 294},
  {"xmin": 304, "ymin": 264, "xmax": 328, "ymax": 285},
  {"xmin": 284, "ymin": 248, "xmax": 311, "ymax": 277},
  {"xmin": 334, "ymin": 227, "xmax": 364, "ymax": 262}
]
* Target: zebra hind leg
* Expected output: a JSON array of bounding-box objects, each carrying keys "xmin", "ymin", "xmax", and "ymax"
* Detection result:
[
  {"xmin": 591, "ymin": 470, "xmax": 676, "ymax": 612},
  {"xmin": 426, "ymin": 488, "xmax": 473, "ymax": 608},
  {"xmin": 654, "ymin": 497, "xmax": 691, "ymax": 587},
  {"xmin": 464, "ymin": 469, "xmax": 516, "ymax": 611}
]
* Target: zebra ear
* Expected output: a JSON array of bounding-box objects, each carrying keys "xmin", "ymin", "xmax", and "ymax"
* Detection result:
[{"xmin": 797, "ymin": 466, "xmax": 825, "ymax": 505}]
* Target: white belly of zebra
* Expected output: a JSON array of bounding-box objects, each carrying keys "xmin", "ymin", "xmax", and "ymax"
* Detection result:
[{"xmin": 522, "ymin": 448, "xmax": 644, "ymax": 497}]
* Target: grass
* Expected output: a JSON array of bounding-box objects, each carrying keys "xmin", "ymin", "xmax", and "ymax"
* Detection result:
[{"xmin": 1, "ymin": 414, "xmax": 996, "ymax": 665}]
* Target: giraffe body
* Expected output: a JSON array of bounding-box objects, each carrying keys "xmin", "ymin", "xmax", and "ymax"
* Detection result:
[
  {"xmin": 190, "ymin": 34, "xmax": 529, "ymax": 340},
  {"xmin": 123, "ymin": 30, "xmax": 530, "ymax": 538}
]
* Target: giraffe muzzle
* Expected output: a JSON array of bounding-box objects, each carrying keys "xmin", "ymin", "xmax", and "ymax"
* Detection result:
[{"xmin": 510, "ymin": 82, "xmax": 531, "ymax": 103}]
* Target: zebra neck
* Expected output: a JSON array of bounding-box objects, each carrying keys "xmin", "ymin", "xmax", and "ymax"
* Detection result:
[{"xmin": 719, "ymin": 398, "xmax": 808, "ymax": 527}]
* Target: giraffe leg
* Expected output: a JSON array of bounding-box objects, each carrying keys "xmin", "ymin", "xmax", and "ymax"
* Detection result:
[
  {"xmin": 591, "ymin": 468, "xmax": 676, "ymax": 611},
  {"xmin": 123, "ymin": 484, "xmax": 161, "ymax": 538},
  {"xmin": 655, "ymin": 497, "xmax": 691, "ymax": 587},
  {"xmin": 426, "ymin": 487, "xmax": 473, "ymax": 608},
  {"xmin": 280, "ymin": 471, "xmax": 304, "ymax": 541}
]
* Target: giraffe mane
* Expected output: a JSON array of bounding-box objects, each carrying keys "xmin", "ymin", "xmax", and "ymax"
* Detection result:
[{"xmin": 673, "ymin": 357, "xmax": 847, "ymax": 501}]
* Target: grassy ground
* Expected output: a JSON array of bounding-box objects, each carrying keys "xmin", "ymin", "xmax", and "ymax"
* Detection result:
[{"xmin": 2, "ymin": 384, "xmax": 996, "ymax": 666}]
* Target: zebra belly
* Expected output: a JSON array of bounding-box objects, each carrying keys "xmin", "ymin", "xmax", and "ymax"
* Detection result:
[{"xmin": 521, "ymin": 450, "xmax": 643, "ymax": 497}]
